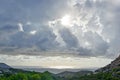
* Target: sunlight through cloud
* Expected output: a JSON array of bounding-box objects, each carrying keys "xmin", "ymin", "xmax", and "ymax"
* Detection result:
[{"xmin": 60, "ymin": 14, "xmax": 72, "ymax": 26}]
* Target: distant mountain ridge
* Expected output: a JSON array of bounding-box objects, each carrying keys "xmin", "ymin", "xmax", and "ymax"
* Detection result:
[
  {"xmin": 56, "ymin": 70, "xmax": 92, "ymax": 78},
  {"xmin": 0, "ymin": 63, "xmax": 11, "ymax": 69}
]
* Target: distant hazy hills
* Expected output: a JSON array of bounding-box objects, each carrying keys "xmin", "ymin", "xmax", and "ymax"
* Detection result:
[
  {"xmin": 0, "ymin": 63, "xmax": 11, "ymax": 69},
  {"xmin": 56, "ymin": 70, "xmax": 92, "ymax": 78}
]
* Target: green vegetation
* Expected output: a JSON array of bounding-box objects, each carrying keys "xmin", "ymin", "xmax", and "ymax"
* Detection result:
[
  {"xmin": 68, "ymin": 72, "xmax": 120, "ymax": 80},
  {"xmin": 0, "ymin": 68, "xmax": 120, "ymax": 80},
  {"xmin": 66, "ymin": 68, "xmax": 120, "ymax": 80},
  {"xmin": 0, "ymin": 71, "xmax": 55, "ymax": 80}
]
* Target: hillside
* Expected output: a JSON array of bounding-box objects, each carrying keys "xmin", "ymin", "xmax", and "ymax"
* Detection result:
[{"xmin": 96, "ymin": 55, "xmax": 120, "ymax": 72}]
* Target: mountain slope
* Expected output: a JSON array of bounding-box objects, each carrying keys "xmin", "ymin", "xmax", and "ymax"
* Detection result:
[{"xmin": 96, "ymin": 55, "xmax": 120, "ymax": 72}]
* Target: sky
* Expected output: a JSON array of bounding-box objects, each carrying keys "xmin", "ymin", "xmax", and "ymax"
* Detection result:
[{"xmin": 0, "ymin": 0, "xmax": 120, "ymax": 69}]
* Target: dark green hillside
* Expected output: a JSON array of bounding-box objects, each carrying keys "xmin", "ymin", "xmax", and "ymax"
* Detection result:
[
  {"xmin": 0, "ymin": 68, "xmax": 120, "ymax": 80},
  {"xmin": 0, "ymin": 71, "xmax": 55, "ymax": 80}
]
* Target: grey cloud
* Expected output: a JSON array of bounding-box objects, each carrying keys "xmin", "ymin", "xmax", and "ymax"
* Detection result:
[
  {"xmin": 0, "ymin": 24, "xmax": 18, "ymax": 32},
  {"xmin": 0, "ymin": 0, "xmax": 120, "ymax": 59},
  {"xmin": 9, "ymin": 25, "xmax": 58, "ymax": 50},
  {"xmin": 85, "ymin": 0, "xmax": 93, "ymax": 8},
  {"xmin": 0, "ymin": 0, "xmax": 70, "ymax": 54},
  {"xmin": 70, "ymin": 0, "xmax": 120, "ymax": 58},
  {"xmin": 84, "ymin": 31, "xmax": 109, "ymax": 55},
  {"xmin": 59, "ymin": 28, "xmax": 78, "ymax": 49},
  {"xmin": 96, "ymin": 0, "xmax": 120, "ymax": 58}
]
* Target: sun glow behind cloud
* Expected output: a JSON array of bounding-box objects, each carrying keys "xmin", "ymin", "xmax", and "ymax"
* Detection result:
[{"xmin": 61, "ymin": 15, "xmax": 72, "ymax": 26}]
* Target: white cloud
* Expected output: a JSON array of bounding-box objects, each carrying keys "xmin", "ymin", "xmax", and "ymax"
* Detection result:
[
  {"xmin": 46, "ymin": 0, "xmax": 120, "ymax": 58},
  {"xmin": 30, "ymin": 30, "xmax": 37, "ymax": 35},
  {"xmin": 18, "ymin": 23, "xmax": 24, "ymax": 32}
]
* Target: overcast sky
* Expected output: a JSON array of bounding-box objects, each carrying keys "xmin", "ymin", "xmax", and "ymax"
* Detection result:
[{"xmin": 0, "ymin": 0, "xmax": 120, "ymax": 69}]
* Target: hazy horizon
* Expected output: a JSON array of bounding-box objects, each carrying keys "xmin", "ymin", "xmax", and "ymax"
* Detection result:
[{"xmin": 12, "ymin": 65, "xmax": 98, "ymax": 74}]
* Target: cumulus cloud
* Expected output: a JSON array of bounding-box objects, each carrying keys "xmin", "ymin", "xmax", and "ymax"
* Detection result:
[{"xmin": 0, "ymin": 0, "xmax": 120, "ymax": 59}]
